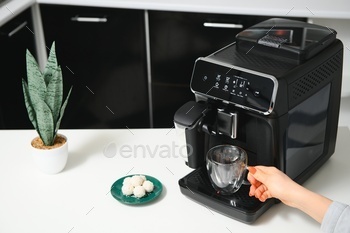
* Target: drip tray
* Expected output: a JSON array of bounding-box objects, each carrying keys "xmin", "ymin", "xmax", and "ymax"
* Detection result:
[{"xmin": 178, "ymin": 167, "xmax": 276, "ymax": 224}]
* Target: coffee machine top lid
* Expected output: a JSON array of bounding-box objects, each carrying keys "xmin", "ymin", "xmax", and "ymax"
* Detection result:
[{"xmin": 235, "ymin": 18, "xmax": 337, "ymax": 63}]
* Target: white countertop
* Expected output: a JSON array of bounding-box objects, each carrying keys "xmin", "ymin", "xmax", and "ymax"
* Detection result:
[{"xmin": 0, "ymin": 126, "xmax": 349, "ymax": 233}]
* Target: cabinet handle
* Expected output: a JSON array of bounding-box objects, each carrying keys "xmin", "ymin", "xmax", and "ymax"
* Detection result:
[
  {"xmin": 203, "ymin": 22, "xmax": 243, "ymax": 29},
  {"xmin": 8, "ymin": 21, "xmax": 28, "ymax": 37},
  {"xmin": 71, "ymin": 16, "xmax": 108, "ymax": 23}
]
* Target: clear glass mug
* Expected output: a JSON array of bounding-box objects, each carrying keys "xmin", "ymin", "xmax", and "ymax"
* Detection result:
[{"xmin": 206, "ymin": 145, "xmax": 249, "ymax": 195}]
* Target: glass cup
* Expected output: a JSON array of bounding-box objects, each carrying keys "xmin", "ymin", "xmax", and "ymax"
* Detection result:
[{"xmin": 206, "ymin": 145, "xmax": 249, "ymax": 195}]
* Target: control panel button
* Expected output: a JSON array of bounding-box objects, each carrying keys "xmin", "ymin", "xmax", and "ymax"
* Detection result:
[{"xmin": 239, "ymin": 80, "xmax": 246, "ymax": 88}]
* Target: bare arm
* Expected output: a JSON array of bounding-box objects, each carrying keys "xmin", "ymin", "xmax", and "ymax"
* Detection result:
[{"xmin": 248, "ymin": 166, "xmax": 332, "ymax": 223}]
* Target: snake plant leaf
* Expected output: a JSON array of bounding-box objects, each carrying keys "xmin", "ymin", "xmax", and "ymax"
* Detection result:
[
  {"xmin": 30, "ymin": 91, "xmax": 55, "ymax": 146},
  {"xmin": 55, "ymin": 86, "xmax": 72, "ymax": 134},
  {"xmin": 22, "ymin": 79, "xmax": 38, "ymax": 130},
  {"xmin": 23, "ymin": 41, "xmax": 72, "ymax": 146},
  {"xmin": 26, "ymin": 50, "xmax": 46, "ymax": 101},
  {"xmin": 44, "ymin": 42, "xmax": 59, "ymax": 86},
  {"xmin": 45, "ymin": 66, "xmax": 63, "ymax": 123}
]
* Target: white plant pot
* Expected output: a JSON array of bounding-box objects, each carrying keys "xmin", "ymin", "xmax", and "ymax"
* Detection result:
[{"xmin": 31, "ymin": 134, "xmax": 68, "ymax": 174}]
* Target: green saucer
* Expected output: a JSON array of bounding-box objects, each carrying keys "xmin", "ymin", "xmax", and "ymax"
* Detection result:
[{"xmin": 111, "ymin": 175, "xmax": 163, "ymax": 205}]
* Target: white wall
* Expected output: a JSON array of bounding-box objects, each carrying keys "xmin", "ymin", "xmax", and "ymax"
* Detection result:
[{"xmin": 310, "ymin": 18, "xmax": 350, "ymax": 97}]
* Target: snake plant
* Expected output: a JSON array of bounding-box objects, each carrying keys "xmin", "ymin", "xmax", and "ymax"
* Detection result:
[{"xmin": 22, "ymin": 42, "xmax": 72, "ymax": 146}]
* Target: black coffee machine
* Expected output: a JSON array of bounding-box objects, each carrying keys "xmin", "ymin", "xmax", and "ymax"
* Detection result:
[{"xmin": 174, "ymin": 18, "xmax": 343, "ymax": 223}]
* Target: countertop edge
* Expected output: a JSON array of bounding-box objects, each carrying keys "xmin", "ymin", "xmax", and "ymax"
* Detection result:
[
  {"xmin": 2, "ymin": 0, "xmax": 350, "ymax": 27},
  {"xmin": 34, "ymin": 0, "xmax": 350, "ymax": 19},
  {"xmin": 0, "ymin": 0, "xmax": 35, "ymax": 27}
]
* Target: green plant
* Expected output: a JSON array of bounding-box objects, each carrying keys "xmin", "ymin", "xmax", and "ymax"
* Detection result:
[{"xmin": 22, "ymin": 42, "xmax": 72, "ymax": 146}]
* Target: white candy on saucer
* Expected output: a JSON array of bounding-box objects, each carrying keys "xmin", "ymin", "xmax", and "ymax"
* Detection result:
[
  {"xmin": 142, "ymin": 180, "xmax": 154, "ymax": 192},
  {"xmin": 121, "ymin": 183, "xmax": 134, "ymax": 196},
  {"xmin": 131, "ymin": 175, "xmax": 144, "ymax": 187},
  {"xmin": 123, "ymin": 177, "xmax": 132, "ymax": 185},
  {"xmin": 121, "ymin": 175, "xmax": 154, "ymax": 198},
  {"xmin": 133, "ymin": 186, "xmax": 146, "ymax": 198}
]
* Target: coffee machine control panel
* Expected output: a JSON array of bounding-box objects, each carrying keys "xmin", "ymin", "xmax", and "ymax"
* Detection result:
[{"xmin": 190, "ymin": 59, "xmax": 278, "ymax": 114}]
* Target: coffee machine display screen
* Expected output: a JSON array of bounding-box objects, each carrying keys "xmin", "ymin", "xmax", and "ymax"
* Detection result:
[{"xmin": 190, "ymin": 59, "xmax": 277, "ymax": 114}]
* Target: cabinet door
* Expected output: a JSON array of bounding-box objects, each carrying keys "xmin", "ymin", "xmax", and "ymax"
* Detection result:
[
  {"xmin": 40, "ymin": 5, "xmax": 149, "ymax": 129},
  {"xmin": 149, "ymin": 11, "xmax": 305, "ymax": 127},
  {"xmin": 0, "ymin": 8, "xmax": 36, "ymax": 129}
]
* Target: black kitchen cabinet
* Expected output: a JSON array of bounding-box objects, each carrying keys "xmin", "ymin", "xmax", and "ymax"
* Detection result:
[
  {"xmin": 149, "ymin": 11, "xmax": 306, "ymax": 127},
  {"xmin": 0, "ymin": 8, "xmax": 36, "ymax": 129},
  {"xmin": 40, "ymin": 5, "xmax": 149, "ymax": 129}
]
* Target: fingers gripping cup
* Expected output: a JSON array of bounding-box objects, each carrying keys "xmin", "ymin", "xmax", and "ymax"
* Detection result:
[{"xmin": 206, "ymin": 145, "xmax": 249, "ymax": 195}]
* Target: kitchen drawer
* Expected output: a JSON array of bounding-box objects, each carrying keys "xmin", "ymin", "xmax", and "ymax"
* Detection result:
[
  {"xmin": 0, "ymin": 8, "xmax": 36, "ymax": 129},
  {"xmin": 40, "ymin": 5, "xmax": 150, "ymax": 128}
]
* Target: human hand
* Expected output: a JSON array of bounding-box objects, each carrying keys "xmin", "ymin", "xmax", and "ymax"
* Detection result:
[
  {"xmin": 247, "ymin": 166, "xmax": 301, "ymax": 207},
  {"xmin": 247, "ymin": 166, "xmax": 332, "ymax": 223}
]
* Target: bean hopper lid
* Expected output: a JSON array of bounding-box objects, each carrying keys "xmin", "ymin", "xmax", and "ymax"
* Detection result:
[{"xmin": 235, "ymin": 18, "xmax": 337, "ymax": 64}]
